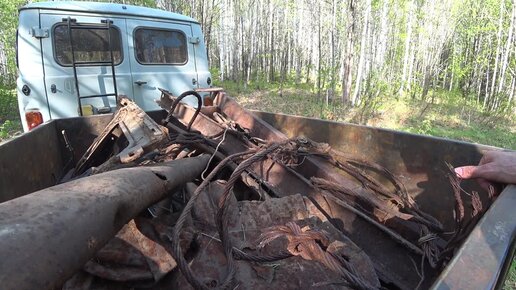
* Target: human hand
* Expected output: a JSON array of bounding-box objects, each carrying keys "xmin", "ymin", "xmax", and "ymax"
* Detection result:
[{"xmin": 454, "ymin": 150, "xmax": 516, "ymax": 185}]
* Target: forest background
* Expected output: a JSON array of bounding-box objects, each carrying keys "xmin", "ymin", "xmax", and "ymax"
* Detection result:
[
  {"xmin": 1, "ymin": 0, "xmax": 515, "ymax": 149},
  {"xmin": 0, "ymin": 0, "xmax": 515, "ymax": 288}
]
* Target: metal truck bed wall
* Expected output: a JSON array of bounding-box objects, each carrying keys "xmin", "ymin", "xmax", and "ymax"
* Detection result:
[
  {"xmin": 0, "ymin": 110, "xmax": 514, "ymax": 289},
  {"xmin": 252, "ymin": 111, "xmax": 494, "ymax": 230},
  {"xmin": 0, "ymin": 110, "xmax": 492, "ymax": 209},
  {"xmin": 0, "ymin": 110, "xmax": 167, "ymax": 202},
  {"xmin": 0, "ymin": 121, "xmax": 64, "ymax": 202},
  {"xmin": 253, "ymin": 111, "xmax": 516, "ymax": 289}
]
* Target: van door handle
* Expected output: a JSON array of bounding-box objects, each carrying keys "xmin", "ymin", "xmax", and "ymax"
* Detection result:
[{"xmin": 134, "ymin": 80, "xmax": 147, "ymax": 86}]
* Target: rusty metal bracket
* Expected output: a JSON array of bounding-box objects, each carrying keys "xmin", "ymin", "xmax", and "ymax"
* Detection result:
[{"xmin": 74, "ymin": 97, "xmax": 168, "ymax": 176}]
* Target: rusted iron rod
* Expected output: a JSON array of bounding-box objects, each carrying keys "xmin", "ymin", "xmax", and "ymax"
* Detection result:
[{"xmin": 0, "ymin": 155, "xmax": 209, "ymax": 290}]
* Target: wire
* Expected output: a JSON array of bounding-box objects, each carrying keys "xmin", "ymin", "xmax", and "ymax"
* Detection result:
[{"xmin": 201, "ymin": 126, "xmax": 229, "ymax": 180}]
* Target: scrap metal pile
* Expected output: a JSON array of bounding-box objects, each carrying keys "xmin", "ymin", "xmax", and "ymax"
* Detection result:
[{"xmin": 48, "ymin": 90, "xmax": 494, "ymax": 289}]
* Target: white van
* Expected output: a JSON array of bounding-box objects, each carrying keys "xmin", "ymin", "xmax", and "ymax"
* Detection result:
[{"xmin": 17, "ymin": 1, "xmax": 211, "ymax": 131}]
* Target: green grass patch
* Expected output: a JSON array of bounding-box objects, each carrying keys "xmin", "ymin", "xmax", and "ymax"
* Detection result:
[
  {"xmin": 396, "ymin": 95, "xmax": 516, "ymax": 149},
  {"xmin": 403, "ymin": 121, "xmax": 515, "ymax": 149},
  {"xmin": 505, "ymin": 259, "xmax": 516, "ymax": 290},
  {"xmin": 0, "ymin": 119, "xmax": 21, "ymax": 141},
  {"xmin": 0, "ymin": 85, "xmax": 22, "ymax": 141},
  {"xmin": 0, "ymin": 86, "xmax": 19, "ymax": 122}
]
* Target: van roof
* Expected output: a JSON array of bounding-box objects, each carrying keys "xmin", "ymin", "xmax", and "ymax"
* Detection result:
[{"xmin": 20, "ymin": 1, "xmax": 198, "ymax": 24}]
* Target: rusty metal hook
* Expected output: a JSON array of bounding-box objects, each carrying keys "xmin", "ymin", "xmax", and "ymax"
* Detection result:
[{"xmin": 168, "ymin": 90, "xmax": 203, "ymax": 131}]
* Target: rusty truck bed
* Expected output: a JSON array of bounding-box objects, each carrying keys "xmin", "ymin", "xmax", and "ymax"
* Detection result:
[{"xmin": 0, "ymin": 92, "xmax": 514, "ymax": 290}]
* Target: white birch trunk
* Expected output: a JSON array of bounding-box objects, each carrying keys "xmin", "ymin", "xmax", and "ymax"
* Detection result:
[
  {"xmin": 490, "ymin": 0, "xmax": 505, "ymax": 99},
  {"xmin": 498, "ymin": 2, "xmax": 515, "ymax": 93},
  {"xmin": 341, "ymin": 0, "xmax": 355, "ymax": 103},
  {"xmin": 352, "ymin": 0, "xmax": 371, "ymax": 105},
  {"xmin": 399, "ymin": 0, "xmax": 413, "ymax": 94}
]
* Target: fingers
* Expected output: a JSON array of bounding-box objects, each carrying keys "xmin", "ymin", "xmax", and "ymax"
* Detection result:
[
  {"xmin": 454, "ymin": 166, "xmax": 482, "ymax": 179},
  {"xmin": 456, "ymin": 151, "xmax": 499, "ymax": 179},
  {"xmin": 455, "ymin": 163, "xmax": 499, "ymax": 182},
  {"xmin": 478, "ymin": 151, "xmax": 496, "ymax": 165},
  {"xmin": 454, "ymin": 150, "xmax": 514, "ymax": 185},
  {"xmin": 454, "ymin": 164, "xmax": 499, "ymax": 197}
]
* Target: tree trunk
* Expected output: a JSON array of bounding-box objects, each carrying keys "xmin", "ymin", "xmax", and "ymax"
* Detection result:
[
  {"xmin": 498, "ymin": 2, "xmax": 515, "ymax": 93},
  {"xmin": 449, "ymin": 68, "xmax": 454, "ymax": 91},
  {"xmin": 317, "ymin": 2, "xmax": 322, "ymax": 99},
  {"xmin": 407, "ymin": 41, "xmax": 416, "ymax": 93},
  {"xmin": 509, "ymin": 75, "xmax": 515, "ymax": 107},
  {"xmin": 341, "ymin": 0, "xmax": 355, "ymax": 104},
  {"xmin": 421, "ymin": 67, "xmax": 431, "ymax": 101},
  {"xmin": 330, "ymin": 0, "xmax": 337, "ymax": 99},
  {"xmin": 489, "ymin": 0, "xmax": 504, "ymax": 99},
  {"xmin": 268, "ymin": 13, "xmax": 274, "ymax": 82},
  {"xmin": 352, "ymin": 0, "xmax": 371, "ymax": 106},
  {"xmin": 399, "ymin": 0, "xmax": 414, "ymax": 95}
]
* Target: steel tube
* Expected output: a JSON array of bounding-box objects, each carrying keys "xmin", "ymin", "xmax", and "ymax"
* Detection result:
[{"xmin": 0, "ymin": 155, "xmax": 209, "ymax": 290}]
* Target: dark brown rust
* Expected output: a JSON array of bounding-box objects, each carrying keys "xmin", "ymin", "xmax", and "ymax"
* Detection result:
[
  {"xmin": 82, "ymin": 219, "xmax": 176, "ymax": 284},
  {"xmin": 166, "ymin": 92, "xmax": 435, "ymax": 289},
  {"xmin": 0, "ymin": 155, "xmax": 209, "ymax": 290},
  {"xmin": 0, "ymin": 121, "xmax": 64, "ymax": 202},
  {"xmin": 174, "ymin": 179, "xmax": 380, "ymax": 290},
  {"xmin": 0, "ymin": 92, "xmax": 515, "ymax": 288},
  {"xmin": 251, "ymin": 111, "xmax": 499, "ymax": 230},
  {"xmin": 258, "ymin": 221, "xmax": 377, "ymax": 290},
  {"xmin": 74, "ymin": 97, "xmax": 169, "ymax": 176}
]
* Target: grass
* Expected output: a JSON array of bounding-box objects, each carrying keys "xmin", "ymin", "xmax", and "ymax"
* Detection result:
[
  {"xmin": 0, "ymin": 86, "xmax": 22, "ymax": 141},
  {"xmin": 506, "ymin": 260, "xmax": 516, "ymax": 290},
  {"xmin": 0, "ymin": 119, "xmax": 21, "ymax": 140}
]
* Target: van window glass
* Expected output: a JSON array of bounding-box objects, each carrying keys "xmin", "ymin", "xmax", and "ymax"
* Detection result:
[
  {"xmin": 134, "ymin": 28, "xmax": 187, "ymax": 65},
  {"xmin": 53, "ymin": 25, "xmax": 122, "ymax": 66}
]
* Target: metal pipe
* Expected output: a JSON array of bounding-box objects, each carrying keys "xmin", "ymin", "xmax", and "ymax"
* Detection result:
[{"xmin": 0, "ymin": 155, "xmax": 209, "ymax": 290}]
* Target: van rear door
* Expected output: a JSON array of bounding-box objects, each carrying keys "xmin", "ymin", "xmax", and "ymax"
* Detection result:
[
  {"xmin": 126, "ymin": 19, "xmax": 199, "ymax": 110},
  {"xmin": 40, "ymin": 14, "xmax": 133, "ymax": 118}
]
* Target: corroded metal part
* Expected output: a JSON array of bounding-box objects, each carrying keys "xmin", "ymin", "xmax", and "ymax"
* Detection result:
[
  {"xmin": 0, "ymin": 155, "xmax": 209, "ymax": 290},
  {"xmin": 174, "ymin": 182, "xmax": 380, "ymax": 290},
  {"xmin": 74, "ymin": 97, "xmax": 168, "ymax": 176},
  {"xmin": 165, "ymin": 92, "xmax": 431, "ymax": 289},
  {"xmin": 0, "ymin": 121, "xmax": 64, "ymax": 203},
  {"xmin": 1, "ymin": 90, "xmax": 512, "ymax": 289},
  {"xmin": 251, "ymin": 111, "xmax": 516, "ymax": 289},
  {"xmin": 83, "ymin": 219, "xmax": 176, "ymax": 285}
]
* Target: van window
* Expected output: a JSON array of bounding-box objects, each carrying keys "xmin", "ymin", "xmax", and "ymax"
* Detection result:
[
  {"xmin": 134, "ymin": 28, "xmax": 187, "ymax": 65},
  {"xmin": 53, "ymin": 25, "xmax": 122, "ymax": 66}
]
